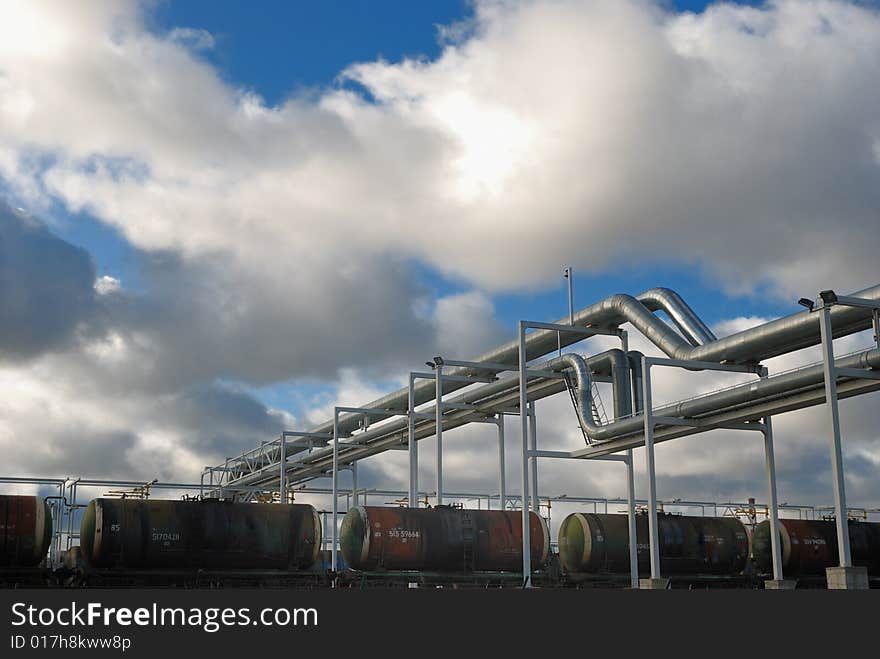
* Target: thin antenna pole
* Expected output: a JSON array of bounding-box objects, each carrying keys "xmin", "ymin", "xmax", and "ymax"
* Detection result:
[
  {"xmin": 559, "ymin": 266, "xmax": 574, "ymax": 358},
  {"xmin": 566, "ymin": 266, "xmax": 574, "ymax": 325}
]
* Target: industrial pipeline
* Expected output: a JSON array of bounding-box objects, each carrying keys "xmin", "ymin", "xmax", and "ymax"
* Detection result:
[{"xmin": 214, "ymin": 284, "xmax": 880, "ymax": 491}]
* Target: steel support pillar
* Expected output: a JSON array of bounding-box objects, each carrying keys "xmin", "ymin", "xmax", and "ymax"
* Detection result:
[
  {"xmin": 435, "ymin": 364, "xmax": 443, "ymax": 506},
  {"xmin": 625, "ymin": 449, "xmax": 638, "ymax": 588},
  {"xmin": 761, "ymin": 415, "xmax": 792, "ymax": 588},
  {"xmin": 817, "ymin": 304, "xmax": 852, "ymax": 568},
  {"xmin": 528, "ymin": 402, "xmax": 539, "ymax": 514},
  {"xmin": 497, "ymin": 415, "xmax": 506, "ymax": 511},
  {"xmin": 279, "ymin": 434, "xmax": 287, "ymax": 504},
  {"xmin": 641, "ymin": 356, "xmax": 662, "ymax": 583},
  {"xmin": 351, "ymin": 461, "xmax": 358, "ymax": 507},
  {"xmin": 408, "ymin": 374, "xmax": 418, "ymax": 508},
  {"xmin": 331, "ymin": 409, "xmax": 340, "ymax": 579},
  {"xmin": 518, "ymin": 321, "xmax": 532, "ymax": 588}
]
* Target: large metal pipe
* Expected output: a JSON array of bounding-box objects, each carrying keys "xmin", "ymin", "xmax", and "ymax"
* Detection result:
[
  {"xmin": 581, "ymin": 352, "xmax": 880, "ymax": 458},
  {"xmin": 230, "ymin": 287, "xmax": 714, "ymax": 455},
  {"xmin": 228, "ymin": 351, "xmax": 621, "ymax": 487},
  {"xmin": 549, "ymin": 353, "xmax": 608, "ymax": 436},
  {"xmin": 580, "ymin": 347, "xmax": 880, "ymax": 443},
  {"xmin": 310, "ymin": 284, "xmax": 878, "ymax": 441},
  {"xmin": 237, "ymin": 345, "xmax": 880, "ymax": 487},
  {"xmin": 636, "ymin": 288, "xmax": 717, "ymax": 346}
]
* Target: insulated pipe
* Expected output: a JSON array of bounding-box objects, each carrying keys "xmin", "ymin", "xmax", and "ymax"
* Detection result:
[
  {"xmin": 250, "ymin": 346, "xmax": 880, "ymax": 486},
  {"xmin": 376, "ymin": 282, "xmax": 877, "ymax": 437},
  {"xmin": 231, "ymin": 351, "xmax": 623, "ymax": 488},
  {"xmin": 628, "ymin": 351, "xmax": 645, "ymax": 414},
  {"xmin": 550, "ymin": 348, "xmax": 631, "ymax": 432},
  {"xmin": 582, "ymin": 347, "xmax": 880, "ymax": 444},
  {"xmin": 685, "ymin": 284, "xmax": 880, "ymax": 363},
  {"xmin": 548, "ymin": 353, "xmax": 603, "ymax": 436},
  {"xmin": 608, "ymin": 349, "xmax": 633, "ymax": 418},
  {"xmin": 244, "ymin": 288, "xmax": 707, "ymax": 445},
  {"xmin": 585, "ymin": 370, "xmax": 880, "ymax": 459},
  {"xmin": 636, "ymin": 288, "xmax": 717, "ymax": 346}
]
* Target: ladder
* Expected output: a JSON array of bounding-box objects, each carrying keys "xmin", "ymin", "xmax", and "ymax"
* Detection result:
[
  {"xmin": 461, "ymin": 510, "xmax": 475, "ymax": 572},
  {"xmin": 563, "ymin": 371, "xmax": 607, "ymax": 445},
  {"xmin": 590, "ymin": 380, "xmax": 608, "ymax": 426}
]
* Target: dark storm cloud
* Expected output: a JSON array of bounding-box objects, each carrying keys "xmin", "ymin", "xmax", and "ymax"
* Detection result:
[
  {"xmin": 154, "ymin": 382, "xmax": 287, "ymax": 458},
  {"xmin": 0, "ymin": 202, "xmax": 98, "ymax": 360},
  {"xmin": 97, "ymin": 248, "xmax": 439, "ymax": 390},
  {"xmin": 8, "ymin": 428, "xmax": 138, "ymax": 479}
]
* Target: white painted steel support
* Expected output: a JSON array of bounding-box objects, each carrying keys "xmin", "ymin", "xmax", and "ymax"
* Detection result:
[
  {"xmin": 817, "ymin": 303, "xmax": 852, "ymax": 567},
  {"xmin": 762, "ymin": 414, "xmax": 784, "ymax": 581},
  {"xmin": 278, "ymin": 433, "xmax": 286, "ymax": 504},
  {"xmin": 408, "ymin": 373, "xmax": 418, "ymax": 508},
  {"xmin": 625, "ymin": 449, "xmax": 638, "ymax": 588},
  {"xmin": 515, "ymin": 318, "xmax": 621, "ymax": 588},
  {"xmin": 498, "ymin": 415, "xmax": 506, "ymax": 510},
  {"xmin": 528, "ymin": 402, "xmax": 539, "ymax": 514},
  {"xmin": 435, "ymin": 364, "xmax": 443, "ymax": 506},
  {"xmin": 351, "ymin": 461, "xmax": 358, "ymax": 507},
  {"xmin": 331, "ymin": 408, "xmax": 340, "ymax": 578},
  {"xmin": 518, "ymin": 321, "xmax": 532, "ymax": 588},
  {"xmin": 641, "ymin": 356, "xmax": 662, "ymax": 580},
  {"xmin": 620, "ymin": 328, "xmax": 636, "ymax": 586}
]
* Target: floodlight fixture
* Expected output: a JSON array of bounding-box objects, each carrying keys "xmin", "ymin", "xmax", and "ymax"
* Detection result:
[{"xmin": 819, "ymin": 290, "xmax": 838, "ymax": 305}]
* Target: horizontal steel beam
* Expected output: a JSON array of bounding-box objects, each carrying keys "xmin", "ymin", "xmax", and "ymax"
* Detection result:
[
  {"xmin": 647, "ymin": 356, "xmax": 763, "ymax": 374},
  {"xmin": 523, "ymin": 320, "xmax": 619, "ymax": 336},
  {"xmin": 437, "ymin": 359, "xmax": 513, "ymax": 372}
]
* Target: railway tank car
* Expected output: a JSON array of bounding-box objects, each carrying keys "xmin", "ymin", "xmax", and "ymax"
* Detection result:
[
  {"xmin": 80, "ymin": 498, "xmax": 322, "ymax": 570},
  {"xmin": 751, "ymin": 518, "xmax": 880, "ymax": 576},
  {"xmin": 339, "ymin": 506, "xmax": 549, "ymax": 572},
  {"xmin": 558, "ymin": 512, "xmax": 750, "ymax": 576},
  {"xmin": 0, "ymin": 494, "xmax": 53, "ymax": 567}
]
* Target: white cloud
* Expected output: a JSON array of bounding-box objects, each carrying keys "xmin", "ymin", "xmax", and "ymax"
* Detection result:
[
  {"xmin": 168, "ymin": 27, "xmax": 215, "ymax": 52},
  {"xmin": 0, "ymin": 0, "xmax": 878, "ymax": 511},
  {"xmin": 0, "ymin": 0, "xmax": 878, "ymax": 299},
  {"xmin": 94, "ymin": 275, "xmax": 120, "ymax": 295},
  {"xmin": 431, "ymin": 290, "xmax": 505, "ymax": 357}
]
